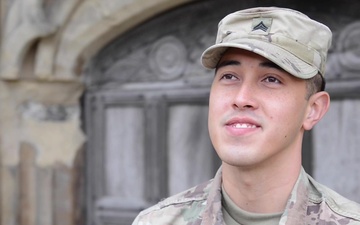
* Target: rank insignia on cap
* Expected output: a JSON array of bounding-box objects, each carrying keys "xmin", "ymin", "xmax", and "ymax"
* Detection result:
[{"xmin": 251, "ymin": 18, "xmax": 273, "ymax": 34}]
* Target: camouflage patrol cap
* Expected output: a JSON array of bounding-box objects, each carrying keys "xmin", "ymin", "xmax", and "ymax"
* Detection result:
[{"xmin": 201, "ymin": 7, "xmax": 332, "ymax": 79}]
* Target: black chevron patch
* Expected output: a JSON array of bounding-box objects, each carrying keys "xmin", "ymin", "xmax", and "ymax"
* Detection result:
[{"xmin": 252, "ymin": 21, "xmax": 269, "ymax": 32}]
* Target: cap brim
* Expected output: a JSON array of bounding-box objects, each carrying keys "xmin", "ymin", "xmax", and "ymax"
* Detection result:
[{"xmin": 201, "ymin": 39, "xmax": 318, "ymax": 79}]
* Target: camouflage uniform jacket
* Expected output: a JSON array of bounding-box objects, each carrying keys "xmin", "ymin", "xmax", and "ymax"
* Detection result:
[{"xmin": 132, "ymin": 167, "xmax": 360, "ymax": 225}]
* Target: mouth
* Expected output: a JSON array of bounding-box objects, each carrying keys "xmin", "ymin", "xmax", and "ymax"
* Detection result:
[
  {"xmin": 226, "ymin": 117, "xmax": 260, "ymax": 127},
  {"xmin": 231, "ymin": 123, "xmax": 258, "ymax": 129},
  {"xmin": 224, "ymin": 117, "xmax": 261, "ymax": 135}
]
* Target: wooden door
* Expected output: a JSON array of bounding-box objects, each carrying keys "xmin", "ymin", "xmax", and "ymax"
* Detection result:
[
  {"xmin": 83, "ymin": 1, "xmax": 330, "ymax": 224},
  {"xmin": 85, "ymin": 85, "xmax": 219, "ymax": 224}
]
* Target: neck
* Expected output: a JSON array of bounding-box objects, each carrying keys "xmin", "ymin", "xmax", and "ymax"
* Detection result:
[{"xmin": 221, "ymin": 154, "xmax": 301, "ymax": 214}]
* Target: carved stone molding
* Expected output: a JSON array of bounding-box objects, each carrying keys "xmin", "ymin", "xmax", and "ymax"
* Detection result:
[
  {"xmin": 323, "ymin": 21, "xmax": 360, "ymax": 98},
  {"xmin": 0, "ymin": 0, "xmax": 79, "ymax": 79},
  {"xmin": 326, "ymin": 21, "xmax": 360, "ymax": 80},
  {"xmin": 149, "ymin": 36, "xmax": 187, "ymax": 81}
]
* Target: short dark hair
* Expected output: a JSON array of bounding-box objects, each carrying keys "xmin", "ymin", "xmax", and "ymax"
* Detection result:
[{"xmin": 305, "ymin": 73, "xmax": 326, "ymax": 99}]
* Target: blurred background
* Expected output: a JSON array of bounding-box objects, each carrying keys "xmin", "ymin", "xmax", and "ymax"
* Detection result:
[{"xmin": 1, "ymin": 0, "xmax": 360, "ymax": 224}]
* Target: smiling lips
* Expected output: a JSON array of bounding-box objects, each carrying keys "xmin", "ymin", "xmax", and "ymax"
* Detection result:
[
  {"xmin": 232, "ymin": 123, "xmax": 257, "ymax": 129},
  {"xmin": 225, "ymin": 118, "xmax": 260, "ymax": 135},
  {"xmin": 226, "ymin": 117, "xmax": 260, "ymax": 128}
]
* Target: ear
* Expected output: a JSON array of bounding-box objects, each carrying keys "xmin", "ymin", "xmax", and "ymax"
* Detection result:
[{"xmin": 303, "ymin": 91, "xmax": 330, "ymax": 130}]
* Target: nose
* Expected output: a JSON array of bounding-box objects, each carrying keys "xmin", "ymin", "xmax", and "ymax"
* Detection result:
[{"xmin": 232, "ymin": 82, "xmax": 258, "ymax": 110}]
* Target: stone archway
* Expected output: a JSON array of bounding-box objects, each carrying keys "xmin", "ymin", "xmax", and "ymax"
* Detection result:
[{"xmin": 0, "ymin": 0, "xmax": 194, "ymax": 225}]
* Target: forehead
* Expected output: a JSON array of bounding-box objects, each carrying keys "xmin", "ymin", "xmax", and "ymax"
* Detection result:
[
  {"xmin": 218, "ymin": 48, "xmax": 273, "ymax": 65},
  {"xmin": 216, "ymin": 48, "xmax": 286, "ymax": 72}
]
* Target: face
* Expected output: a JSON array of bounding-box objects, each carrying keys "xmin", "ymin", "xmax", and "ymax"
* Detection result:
[{"xmin": 208, "ymin": 48, "xmax": 311, "ymax": 169}]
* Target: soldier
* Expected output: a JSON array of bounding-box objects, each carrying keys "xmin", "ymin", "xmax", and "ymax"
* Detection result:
[{"xmin": 132, "ymin": 7, "xmax": 360, "ymax": 225}]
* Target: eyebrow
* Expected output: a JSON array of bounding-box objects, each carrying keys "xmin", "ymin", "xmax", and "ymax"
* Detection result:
[
  {"xmin": 259, "ymin": 61, "xmax": 285, "ymax": 72},
  {"xmin": 215, "ymin": 60, "xmax": 240, "ymax": 73},
  {"xmin": 215, "ymin": 59, "xmax": 286, "ymax": 73}
]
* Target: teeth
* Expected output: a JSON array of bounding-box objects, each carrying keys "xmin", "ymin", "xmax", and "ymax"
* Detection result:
[{"xmin": 234, "ymin": 123, "xmax": 256, "ymax": 129}]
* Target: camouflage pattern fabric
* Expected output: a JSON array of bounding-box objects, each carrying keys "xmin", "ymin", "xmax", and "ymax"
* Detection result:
[{"xmin": 132, "ymin": 167, "xmax": 360, "ymax": 225}]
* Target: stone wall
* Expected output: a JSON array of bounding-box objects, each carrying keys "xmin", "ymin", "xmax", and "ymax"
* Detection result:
[{"xmin": 0, "ymin": 0, "xmax": 191, "ymax": 224}]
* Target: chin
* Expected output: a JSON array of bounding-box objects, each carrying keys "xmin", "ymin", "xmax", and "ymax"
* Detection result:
[
  {"xmin": 216, "ymin": 146, "xmax": 266, "ymax": 167},
  {"xmin": 218, "ymin": 152, "xmax": 253, "ymax": 167},
  {"xmin": 223, "ymin": 159, "xmax": 255, "ymax": 168}
]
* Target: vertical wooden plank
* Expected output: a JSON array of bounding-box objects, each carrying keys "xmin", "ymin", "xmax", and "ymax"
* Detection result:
[
  {"xmin": 85, "ymin": 93, "xmax": 97, "ymax": 225},
  {"xmin": 93, "ymin": 94, "xmax": 106, "ymax": 199},
  {"xmin": 19, "ymin": 142, "xmax": 37, "ymax": 225},
  {"xmin": 86, "ymin": 93, "xmax": 106, "ymax": 225},
  {"xmin": 53, "ymin": 163, "xmax": 73, "ymax": 225},
  {"xmin": 144, "ymin": 96, "xmax": 164, "ymax": 203},
  {"xmin": 105, "ymin": 105, "xmax": 145, "ymax": 200},
  {"xmin": 167, "ymin": 104, "xmax": 213, "ymax": 195}
]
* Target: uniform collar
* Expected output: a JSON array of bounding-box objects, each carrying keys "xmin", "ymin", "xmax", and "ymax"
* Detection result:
[
  {"xmin": 280, "ymin": 167, "xmax": 309, "ymax": 225},
  {"xmin": 200, "ymin": 167, "xmax": 310, "ymax": 225}
]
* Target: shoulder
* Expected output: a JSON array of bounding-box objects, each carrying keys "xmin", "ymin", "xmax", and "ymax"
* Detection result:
[
  {"xmin": 132, "ymin": 179, "xmax": 213, "ymax": 225},
  {"xmin": 308, "ymin": 175, "xmax": 360, "ymax": 223}
]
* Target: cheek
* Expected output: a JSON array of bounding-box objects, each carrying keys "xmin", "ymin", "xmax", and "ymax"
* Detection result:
[
  {"xmin": 264, "ymin": 93, "xmax": 292, "ymax": 118},
  {"xmin": 208, "ymin": 89, "xmax": 230, "ymax": 132},
  {"xmin": 208, "ymin": 96, "xmax": 222, "ymax": 126},
  {"xmin": 209, "ymin": 87, "xmax": 229, "ymax": 114},
  {"xmin": 267, "ymin": 95, "xmax": 307, "ymax": 130}
]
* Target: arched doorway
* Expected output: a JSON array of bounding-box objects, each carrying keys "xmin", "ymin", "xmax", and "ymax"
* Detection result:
[{"xmin": 83, "ymin": 1, "xmax": 360, "ymax": 224}]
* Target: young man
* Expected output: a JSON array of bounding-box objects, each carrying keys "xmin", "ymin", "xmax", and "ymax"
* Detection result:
[{"xmin": 132, "ymin": 7, "xmax": 360, "ymax": 225}]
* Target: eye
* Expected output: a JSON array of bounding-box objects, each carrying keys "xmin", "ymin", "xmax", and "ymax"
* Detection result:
[
  {"xmin": 221, "ymin": 74, "xmax": 238, "ymax": 80},
  {"xmin": 263, "ymin": 76, "xmax": 281, "ymax": 84}
]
